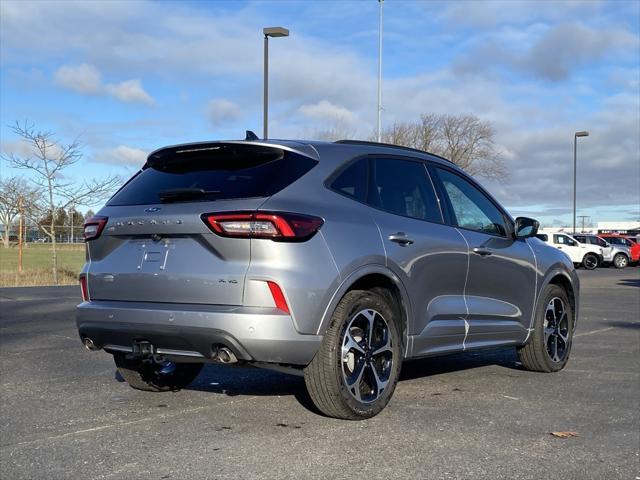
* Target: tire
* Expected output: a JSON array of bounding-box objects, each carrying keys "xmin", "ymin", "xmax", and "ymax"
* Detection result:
[
  {"xmin": 613, "ymin": 253, "xmax": 629, "ymax": 269},
  {"xmin": 113, "ymin": 353, "xmax": 203, "ymax": 392},
  {"xmin": 304, "ymin": 289, "xmax": 403, "ymax": 420},
  {"xmin": 582, "ymin": 253, "xmax": 598, "ymax": 270},
  {"xmin": 517, "ymin": 284, "xmax": 574, "ymax": 372}
]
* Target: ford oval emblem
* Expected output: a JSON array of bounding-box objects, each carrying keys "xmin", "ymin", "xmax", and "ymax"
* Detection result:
[{"xmin": 144, "ymin": 207, "xmax": 162, "ymax": 213}]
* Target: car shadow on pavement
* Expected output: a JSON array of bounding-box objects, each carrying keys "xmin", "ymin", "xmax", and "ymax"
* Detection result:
[
  {"xmin": 617, "ymin": 278, "xmax": 640, "ymax": 287},
  {"xmin": 175, "ymin": 346, "xmax": 522, "ymax": 415}
]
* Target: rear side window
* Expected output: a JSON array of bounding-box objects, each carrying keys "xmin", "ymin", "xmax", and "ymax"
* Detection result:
[
  {"xmin": 108, "ymin": 148, "xmax": 317, "ymax": 206},
  {"xmin": 329, "ymin": 158, "xmax": 367, "ymax": 202},
  {"xmin": 369, "ymin": 158, "xmax": 442, "ymax": 223},
  {"xmin": 536, "ymin": 234, "xmax": 548, "ymax": 241}
]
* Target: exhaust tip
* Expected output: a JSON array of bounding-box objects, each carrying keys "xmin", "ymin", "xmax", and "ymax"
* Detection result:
[
  {"xmin": 212, "ymin": 345, "xmax": 238, "ymax": 364},
  {"xmin": 82, "ymin": 337, "xmax": 99, "ymax": 351}
]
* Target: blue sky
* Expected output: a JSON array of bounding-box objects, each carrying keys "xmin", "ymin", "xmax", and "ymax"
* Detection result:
[{"xmin": 1, "ymin": 0, "xmax": 639, "ymax": 226}]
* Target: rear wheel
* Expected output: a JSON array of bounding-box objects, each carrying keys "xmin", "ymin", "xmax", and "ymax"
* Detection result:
[
  {"xmin": 518, "ymin": 284, "xmax": 574, "ymax": 372},
  {"xmin": 113, "ymin": 353, "xmax": 203, "ymax": 392},
  {"xmin": 304, "ymin": 290, "xmax": 403, "ymax": 420},
  {"xmin": 613, "ymin": 253, "xmax": 629, "ymax": 269},
  {"xmin": 582, "ymin": 253, "xmax": 598, "ymax": 270}
]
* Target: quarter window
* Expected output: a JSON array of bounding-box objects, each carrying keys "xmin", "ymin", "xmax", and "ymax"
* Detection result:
[
  {"xmin": 329, "ymin": 158, "xmax": 368, "ymax": 202},
  {"xmin": 435, "ymin": 168, "xmax": 508, "ymax": 236}
]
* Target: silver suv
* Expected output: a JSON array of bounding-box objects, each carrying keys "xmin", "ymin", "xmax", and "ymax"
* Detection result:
[
  {"xmin": 77, "ymin": 138, "xmax": 580, "ymax": 419},
  {"xmin": 573, "ymin": 234, "xmax": 630, "ymax": 268}
]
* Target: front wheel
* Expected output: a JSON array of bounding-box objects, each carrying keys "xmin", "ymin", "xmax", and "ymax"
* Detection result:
[
  {"xmin": 518, "ymin": 284, "xmax": 574, "ymax": 372},
  {"xmin": 582, "ymin": 253, "xmax": 599, "ymax": 270},
  {"xmin": 304, "ymin": 290, "xmax": 403, "ymax": 420},
  {"xmin": 613, "ymin": 253, "xmax": 629, "ymax": 269},
  {"xmin": 113, "ymin": 353, "xmax": 203, "ymax": 392}
]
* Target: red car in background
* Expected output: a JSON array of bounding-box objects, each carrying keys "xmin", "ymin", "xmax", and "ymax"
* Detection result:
[{"xmin": 600, "ymin": 234, "xmax": 640, "ymax": 264}]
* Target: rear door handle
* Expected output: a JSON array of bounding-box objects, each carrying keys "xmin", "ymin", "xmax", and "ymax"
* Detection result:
[
  {"xmin": 388, "ymin": 233, "xmax": 414, "ymax": 245},
  {"xmin": 472, "ymin": 247, "xmax": 493, "ymax": 256}
]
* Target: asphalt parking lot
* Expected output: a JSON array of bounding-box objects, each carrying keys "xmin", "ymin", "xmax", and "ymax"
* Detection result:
[{"xmin": 1, "ymin": 268, "xmax": 638, "ymax": 479}]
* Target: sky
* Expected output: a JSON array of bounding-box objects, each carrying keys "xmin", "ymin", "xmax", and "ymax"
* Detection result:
[{"xmin": 1, "ymin": 0, "xmax": 639, "ymax": 227}]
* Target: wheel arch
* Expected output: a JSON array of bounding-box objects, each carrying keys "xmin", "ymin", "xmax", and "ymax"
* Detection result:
[
  {"xmin": 316, "ymin": 265, "xmax": 412, "ymax": 356},
  {"xmin": 539, "ymin": 269, "xmax": 579, "ymax": 330}
]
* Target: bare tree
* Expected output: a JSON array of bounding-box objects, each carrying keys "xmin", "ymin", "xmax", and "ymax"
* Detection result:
[
  {"xmin": 378, "ymin": 113, "xmax": 507, "ymax": 180},
  {"xmin": 2, "ymin": 121, "xmax": 121, "ymax": 283},
  {"xmin": 312, "ymin": 120, "xmax": 357, "ymax": 142},
  {"xmin": 0, "ymin": 176, "xmax": 39, "ymax": 248}
]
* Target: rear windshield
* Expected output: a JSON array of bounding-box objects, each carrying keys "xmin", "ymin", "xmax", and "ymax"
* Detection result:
[{"xmin": 108, "ymin": 147, "xmax": 317, "ymax": 206}]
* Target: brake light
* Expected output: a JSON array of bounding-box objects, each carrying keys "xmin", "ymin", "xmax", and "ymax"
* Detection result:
[
  {"xmin": 83, "ymin": 216, "xmax": 108, "ymax": 241},
  {"xmin": 267, "ymin": 281, "xmax": 290, "ymax": 314},
  {"xmin": 80, "ymin": 275, "xmax": 89, "ymax": 302},
  {"xmin": 202, "ymin": 211, "xmax": 323, "ymax": 241}
]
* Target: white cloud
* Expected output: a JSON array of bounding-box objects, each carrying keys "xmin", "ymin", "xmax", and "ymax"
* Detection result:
[
  {"xmin": 95, "ymin": 145, "xmax": 147, "ymax": 167},
  {"xmin": 54, "ymin": 63, "xmax": 102, "ymax": 94},
  {"xmin": 298, "ymin": 100, "xmax": 357, "ymax": 126},
  {"xmin": 105, "ymin": 79, "xmax": 154, "ymax": 105},
  {"xmin": 54, "ymin": 63, "xmax": 154, "ymax": 104},
  {"xmin": 208, "ymin": 99, "xmax": 241, "ymax": 126}
]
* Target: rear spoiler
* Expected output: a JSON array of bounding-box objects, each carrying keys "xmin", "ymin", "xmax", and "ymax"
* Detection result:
[{"xmin": 145, "ymin": 141, "xmax": 319, "ymax": 169}]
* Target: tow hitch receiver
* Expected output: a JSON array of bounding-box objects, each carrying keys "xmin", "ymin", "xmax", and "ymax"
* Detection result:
[{"xmin": 130, "ymin": 340, "xmax": 154, "ymax": 358}]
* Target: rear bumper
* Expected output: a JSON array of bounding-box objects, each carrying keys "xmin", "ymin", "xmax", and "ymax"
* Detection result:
[{"xmin": 76, "ymin": 301, "xmax": 322, "ymax": 366}]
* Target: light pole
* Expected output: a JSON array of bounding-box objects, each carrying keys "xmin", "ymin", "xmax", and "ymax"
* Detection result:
[
  {"xmin": 263, "ymin": 27, "xmax": 289, "ymax": 140},
  {"xmin": 573, "ymin": 131, "xmax": 589, "ymax": 234},
  {"xmin": 376, "ymin": 0, "xmax": 384, "ymax": 142}
]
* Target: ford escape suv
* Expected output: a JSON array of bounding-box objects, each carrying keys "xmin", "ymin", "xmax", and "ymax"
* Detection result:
[{"xmin": 77, "ymin": 138, "xmax": 580, "ymax": 420}]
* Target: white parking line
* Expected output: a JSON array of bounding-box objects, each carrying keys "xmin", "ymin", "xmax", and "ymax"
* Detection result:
[{"xmin": 574, "ymin": 327, "xmax": 615, "ymax": 337}]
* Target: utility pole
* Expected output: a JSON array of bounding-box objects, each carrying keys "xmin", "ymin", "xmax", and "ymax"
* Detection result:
[
  {"xmin": 578, "ymin": 215, "xmax": 590, "ymax": 233},
  {"xmin": 376, "ymin": 0, "xmax": 384, "ymax": 142},
  {"xmin": 18, "ymin": 195, "xmax": 23, "ymax": 274}
]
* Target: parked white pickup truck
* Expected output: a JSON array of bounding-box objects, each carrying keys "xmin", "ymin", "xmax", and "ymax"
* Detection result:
[{"xmin": 536, "ymin": 231, "xmax": 602, "ymax": 270}]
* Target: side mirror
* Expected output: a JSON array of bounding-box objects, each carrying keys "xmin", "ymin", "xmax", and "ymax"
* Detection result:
[{"xmin": 514, "ymin": 217, "xmax": 539, "ymax": 239}]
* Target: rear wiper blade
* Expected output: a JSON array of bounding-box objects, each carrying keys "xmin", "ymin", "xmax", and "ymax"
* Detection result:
[{"xmin": 158, "ymin": 188, "xmax": 221, "ymax": 202}]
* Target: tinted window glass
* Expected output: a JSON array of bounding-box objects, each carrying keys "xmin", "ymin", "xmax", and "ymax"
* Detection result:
[
  {"xmin": 574, "ymin": 235, "xmax": 586, "ymax": 243},
  {"xmin": 436, "ymin": 168, "xmax": 507, "ymax": 236},
  {"xmin": 594, "ymin": 237, "xmax": 607, "ymax": 247},
  {"xmin": 536, "ymin": 234, "xmax": 548, "ymax": 241},
  {"xmin": 368, "ymin": 158, "xmax": 441, "ymax": 222},
  {"xmin": 108, "ymin": 151, "xmax": 317, "ymax": 205},
  {"xmin": 330, "ymin": 159, "xmax": 367, "ymax": 202}
]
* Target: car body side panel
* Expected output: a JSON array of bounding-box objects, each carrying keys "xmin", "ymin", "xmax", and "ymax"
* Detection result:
[
  {"xmin": 457, "ymin": 231, "xmax": 537, "ymax": 347},
  {"xmin": 371, "ymin": 210, "xmax": 469, "ymax": 357}
]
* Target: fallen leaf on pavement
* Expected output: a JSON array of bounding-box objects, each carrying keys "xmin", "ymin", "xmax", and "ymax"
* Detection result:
[{"xmin": 550, "ymin": 431, "xmax": 579, "ymax": 438}]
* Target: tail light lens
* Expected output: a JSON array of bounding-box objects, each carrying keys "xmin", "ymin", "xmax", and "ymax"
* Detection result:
[
  {"xmin": 83, "ymin": 216, "xmax": 108, "ymax": 241},
  {"xmin": 80, "ymin": 275, "xmax": 89, "ymax": 302},
  {"xmin": 202, "ymin": 211, "xmax": 323, "ymax": 241}
]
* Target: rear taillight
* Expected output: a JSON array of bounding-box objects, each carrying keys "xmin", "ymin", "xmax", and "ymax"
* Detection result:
[
  {"xmin": 80, "ymin": 275, "xmax": 89, "ymax": 302},
  {"xmin": 202, "ymin": 211, "xmax": 323, "ymax": 241},
  {"xmin": 83, "ymin": 216, "xmax": 108, "ymax": 241}
]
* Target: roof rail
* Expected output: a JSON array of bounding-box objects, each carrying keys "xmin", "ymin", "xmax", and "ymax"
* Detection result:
[{"xmin": 334, "ymin": 139, "xmax": 453, "ymax": 165}]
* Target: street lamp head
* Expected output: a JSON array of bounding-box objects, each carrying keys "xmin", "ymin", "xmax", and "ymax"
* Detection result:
[
  {"xmin": 263, "ymin": 27, "xmax": 289, "ymax": 38},
  {"xmin": 575, "ymin": 131, "xmax": 589, "ymax": 137}
]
